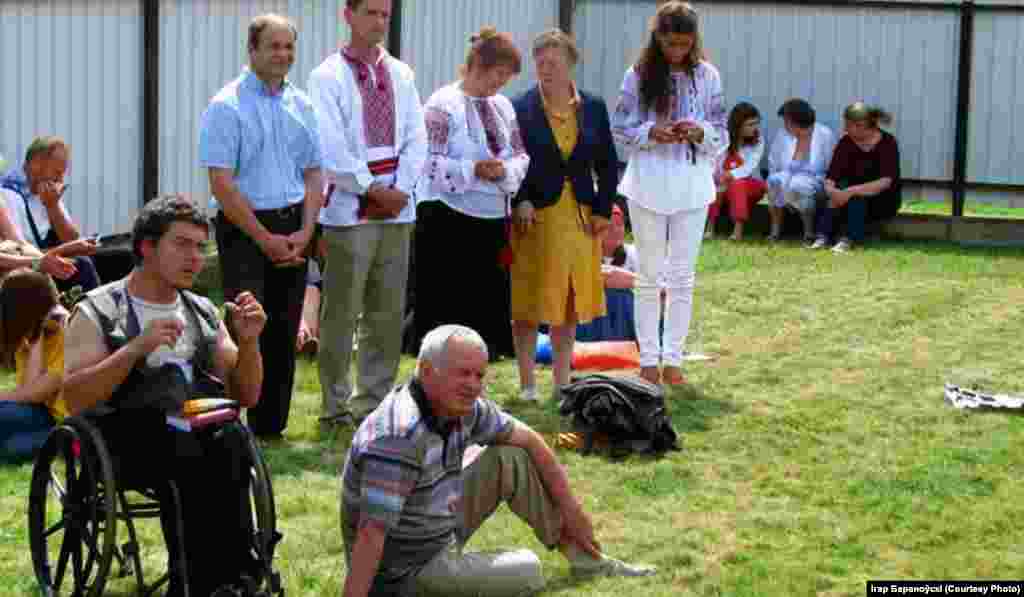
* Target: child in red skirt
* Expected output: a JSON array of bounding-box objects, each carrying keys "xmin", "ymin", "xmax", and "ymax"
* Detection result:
[{"xmin": 706, "ymin": 102, "xmax": 767, "ymax": 241}]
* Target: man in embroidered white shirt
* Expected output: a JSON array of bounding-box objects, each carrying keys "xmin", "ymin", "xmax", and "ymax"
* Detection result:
[{"xmin": 308, "ymin": 0, "xmax": 428, "ymax": 430}]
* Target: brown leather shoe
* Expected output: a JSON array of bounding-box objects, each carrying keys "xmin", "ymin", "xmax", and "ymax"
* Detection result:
[
  {"xmin": 639, "ymin": 366, "xmax": 661, "ymax": 385},
  {"xmin": 662, "ymin": 366, "xmax": 687, "ymax": 386}
]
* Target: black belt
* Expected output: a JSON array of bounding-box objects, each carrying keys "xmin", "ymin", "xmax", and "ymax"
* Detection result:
[{"xmin": 255, "ymin": 203, "xmax": 302, "ymax": 219}]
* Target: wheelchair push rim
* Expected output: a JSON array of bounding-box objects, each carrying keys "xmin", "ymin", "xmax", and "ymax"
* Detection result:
[{"xmin": 29, "ymin": 423, "xmax": 117, "ymax": 597}]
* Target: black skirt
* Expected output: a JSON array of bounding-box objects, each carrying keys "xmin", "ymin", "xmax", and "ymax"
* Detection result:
[{"xmin": 412, "ymin": 200, "xmax": 514, "ymax": 359}]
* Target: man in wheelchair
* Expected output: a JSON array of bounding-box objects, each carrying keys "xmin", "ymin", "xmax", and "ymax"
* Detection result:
[{"xmin": 62, "ymin": 194, "xmax": 269, "ymax": 596}]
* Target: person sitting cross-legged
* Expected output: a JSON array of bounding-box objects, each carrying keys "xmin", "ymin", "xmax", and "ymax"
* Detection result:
[
  {"xmin": 340, "ymin": 324, "xmax": 656, "ymax": 597},
  {"xmin": 62, "ymin": 195, "xmax": 268, "ymax": 597}
]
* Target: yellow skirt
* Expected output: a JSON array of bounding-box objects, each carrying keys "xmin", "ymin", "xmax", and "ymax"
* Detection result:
[{"xmin": 510, "ymin": 187, "xmax": 605, "ymax": 326}]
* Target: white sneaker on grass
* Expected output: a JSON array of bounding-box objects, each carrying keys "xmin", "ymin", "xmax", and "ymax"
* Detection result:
[
  {"xmin": 571, "ymin": 555, "xmax": 657, "ymax": 579},
  {"xmin": 831, "ymin": 238, "xmax": 852, "ymax": 254},
  {"xmin": 519, "ymin": 387, "xmax": 538, "ymax": 402},
  {"xmin": 808, "ymin": 236, "xmax": 828, "ymax": 249}
]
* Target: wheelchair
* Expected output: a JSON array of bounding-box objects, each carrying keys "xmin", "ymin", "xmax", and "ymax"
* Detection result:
[{"xmin": 27, "ymin": 402, "xmax": 283, "ymax": 597}]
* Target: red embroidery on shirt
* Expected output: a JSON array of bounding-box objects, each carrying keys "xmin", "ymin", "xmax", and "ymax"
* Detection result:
[{"xmin": 342, "ymin": 50, "xmax": 396, "ymax": 149}]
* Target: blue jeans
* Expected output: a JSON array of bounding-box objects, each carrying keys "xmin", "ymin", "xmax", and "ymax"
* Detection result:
[
  {"xmin": 816, "ymin": 197, "xmax": 868, "ymax": 243},
  {"xmin": 0, "ymin": 401, "xmax": 54, "ymax": 462}
]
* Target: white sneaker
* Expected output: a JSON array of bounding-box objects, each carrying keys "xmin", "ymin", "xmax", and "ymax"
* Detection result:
[
  {"xmin": 831, "ymin": 239, "xmax": 852, "ymax": 254},
  {"xmin": 519, "ymin": 387, "xmax": 538, "ymax": 402},
  {"xmin": 808, "ymin": 236, "xmax": 828, "ymax": 249}
]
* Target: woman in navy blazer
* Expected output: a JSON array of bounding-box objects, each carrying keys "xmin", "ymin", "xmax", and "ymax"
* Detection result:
[{"xmin": 509, "ymin": 29, "xmax": 620, "ymax": 402}]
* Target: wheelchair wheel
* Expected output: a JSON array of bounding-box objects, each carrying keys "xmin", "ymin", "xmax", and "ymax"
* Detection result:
[
  {"xmin": 29, "ymin": 421, "xmax": 117, "ymax": 597},
  {"xmin": 241, "ymin": 424, "xmax": 283, "ymax": 595}
]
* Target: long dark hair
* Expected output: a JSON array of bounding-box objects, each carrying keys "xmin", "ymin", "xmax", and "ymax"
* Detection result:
[
  {"xmin": 635, "ymin": 2, "xmax": 703, "ymax": 117},
  {"xmin": 727, "ymin": 102, "xmax": 761, "ymax": 154},
  {"xmin": 0, "ymin": 269, "xmax": 59, "ymax": 369}
]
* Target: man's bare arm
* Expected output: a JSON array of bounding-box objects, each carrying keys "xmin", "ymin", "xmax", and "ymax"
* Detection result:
[{"xmin": 342, "ymin": 521, "xmax": 387, "ymax": 597}]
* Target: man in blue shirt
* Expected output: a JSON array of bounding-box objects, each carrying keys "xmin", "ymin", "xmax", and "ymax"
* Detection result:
[{"xmin": 199, "ymin": 13, "xmax": 323, "ymax": 438}]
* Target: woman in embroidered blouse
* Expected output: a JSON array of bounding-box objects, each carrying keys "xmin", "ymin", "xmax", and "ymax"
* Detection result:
[
  {"xmin": 510, "ymin": 29, "xmax": 618, "ymax": 402},
  {"xmin": 765, "ymin": 98, "xmax": 837, "ymax": 242},
  {"xmin": 612, "ymin": 1, "xmax": 727, "ymax": 386},
  {"xmin": 414, "ymin": 27, "xmax": 529, "ymax": 359}
]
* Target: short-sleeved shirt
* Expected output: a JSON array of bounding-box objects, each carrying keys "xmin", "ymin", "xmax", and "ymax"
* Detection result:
[
  {"xmin": 0, "ymin": 167, "xmax": 73, "ymax": 248},
  {"xmin": 827, "ymin": 131, "xmax": 902, "ymax": 219},
  {"xmin": 198, "ymin": 69, "xmax": 322, "ymax": 211},
  {"xmin": 340, "ymin": 379, "xmax": 515, "ymax": 595},
  {"xmin": 15, "ymin": 307, "xmax": 68, "ymax": 421}
]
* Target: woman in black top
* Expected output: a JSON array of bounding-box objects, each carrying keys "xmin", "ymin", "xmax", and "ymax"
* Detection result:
[{"xmin": 813, "ymin": 102, "xmax": 901, "ymax": 253}]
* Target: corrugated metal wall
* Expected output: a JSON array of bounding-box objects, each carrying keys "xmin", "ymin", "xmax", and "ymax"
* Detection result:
[
  {"xmin": 158, "ymin": 0, "xmax": 348, "ymax": 203},
  {"xmin": 0, "ymin": 0, "xmax": 143, "ymax": 236},
  {"xmin": 401, "ymin": 0, "xmax": 560, "ymax": 104},
  {"xmin": 574, "ymin": 0, "xmax": 960, "ymax": 182},
  {"xmin": 967, "ymin": 11, "xmax": 1024, "ymax": 185}
]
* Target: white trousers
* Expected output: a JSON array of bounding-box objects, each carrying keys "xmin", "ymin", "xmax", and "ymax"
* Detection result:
[{"xmin": 629, "ymin": 202, "xmax": 708, "ymax": 367}]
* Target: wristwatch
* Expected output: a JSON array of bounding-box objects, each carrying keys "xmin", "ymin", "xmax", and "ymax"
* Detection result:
[{"xmin": 30, "ymin": 257, "xmax": 42, "ymax": 272}]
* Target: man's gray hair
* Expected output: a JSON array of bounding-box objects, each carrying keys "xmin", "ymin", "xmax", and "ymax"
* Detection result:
[{"xmin": 415, "ymin": 325, "xmax": 488, "ymax": 377}]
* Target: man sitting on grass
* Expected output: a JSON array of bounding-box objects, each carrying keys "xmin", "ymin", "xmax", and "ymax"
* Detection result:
[{"xmin": 340, "ymin": 324, "xmax": 656, "ymax": 597}]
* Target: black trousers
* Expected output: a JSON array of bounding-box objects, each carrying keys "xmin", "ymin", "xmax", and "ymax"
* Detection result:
[
  {"xmin": 215, "ymin": 206, "xmax": 306, "ymax": 436},
  {"xmin": 90, "ymin": 409, "xmax": 254, "ymax": 597}
]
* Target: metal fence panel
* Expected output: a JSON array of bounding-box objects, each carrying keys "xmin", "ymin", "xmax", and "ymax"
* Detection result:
[
  {"xmin": 0, "ymin": 0, "xmax": 144, "ymax": 236},
  {"xmin": 575, "ymin": 0, "xmax": 960, "ymax": 182},
  {"xmin": 967, "ymin": 11, "xmax": 1024, "ymax": 185},
  {"xmin": 401, "ymin": 0, "xmax": 560, "ymax": 104}
]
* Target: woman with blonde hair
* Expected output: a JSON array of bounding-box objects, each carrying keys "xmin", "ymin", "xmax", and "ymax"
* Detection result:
[
  {"xmin": 812, "ymin": 102, "xmax": 901, "ymax": 252},
  {"xmin": 612, "ymin": 1, "xmax": 727, "ymax": 386},
  {"xmin": 510, "ymin": 28, "xmax": 619, "ymax": 401},
  {"xmin": 414, "ymin": 26, "xmax": 529, "ymax": 358}
]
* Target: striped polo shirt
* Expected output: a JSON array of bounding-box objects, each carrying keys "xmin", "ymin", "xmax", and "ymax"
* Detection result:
[{"xmin": 341, "ymin": 379, "xmax": 515, "ymax": 595}]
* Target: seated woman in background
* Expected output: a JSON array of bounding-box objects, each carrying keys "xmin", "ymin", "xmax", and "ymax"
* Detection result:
[
  {"xmin": 706, "ymin": 101, "xmax": 766, "ymax": 241},
  {"xmin": 0, "ymin": 269, "xmax": 67, "ymax": 462},
  {"xmin": 577, "ymin": 205, "xmax": 639, "ymax": 342},
  {"xmin": 766, "ymin": 98, "xmax": 836, "ymax": 242},
  {"xmin": 296, "ymin": 259, "xmax": 322, "ymax": 356},
  {"xmin": 812, "ymin": 102, "xmax": 901, "ymax": 253}
]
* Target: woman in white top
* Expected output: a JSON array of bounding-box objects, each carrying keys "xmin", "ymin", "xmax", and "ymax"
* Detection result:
[
  {"xmin": 612, "ymin": 1, "xmax": 728, "ymax": 386},
  {"xmin": 766, "ymin": 98, "xmax": 836, "ymax": 242},
  {"xmin": 413, "ymin": 27, "xmax": 529, "ymax": 358}
]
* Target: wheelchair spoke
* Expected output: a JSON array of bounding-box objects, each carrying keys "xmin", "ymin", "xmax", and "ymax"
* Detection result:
[
  {"xmin": 54, "ymin": 530, "xmax": 73, "ymax": 589},
  {"xmin": 71, "ymin": 533, "xmax": 85, "ymax": 588},
  {"xmin": 49, "ymin": 471, "xmax": 66, "ymax": 501},
  {"xmin": 43, "ymin": 517, "xmax": 66, "ymax": 539}
]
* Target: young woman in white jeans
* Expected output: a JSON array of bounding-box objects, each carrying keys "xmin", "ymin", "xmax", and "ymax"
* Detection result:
[{"xmin": 612, "ymin": 1, "xmax": 727, "ymax": 386}]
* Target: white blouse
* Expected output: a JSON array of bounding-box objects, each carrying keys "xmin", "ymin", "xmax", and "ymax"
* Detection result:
[
  {"xmin": 766, "ymin": 123, "xmax": 836, "ymax": 183},
  {"xmin": 612, "ymin": 62, "xmax": 729, "ymax": 215},
  {"xmin": 715, "ymin": 138, "xmax": 765, "ymax": 181},
  {"xmin": 417, "ymin": 83, "xmax": 530, "ymax": 220}
]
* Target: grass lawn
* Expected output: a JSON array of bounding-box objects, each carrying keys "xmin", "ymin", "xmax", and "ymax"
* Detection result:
[
  {"xmin": 901, "ymin": 198, "xmax": 1024, "ymax": 220},
  {"xmin": 3, "ymin": 238, "xmax": 1024, "ymax": 596}
]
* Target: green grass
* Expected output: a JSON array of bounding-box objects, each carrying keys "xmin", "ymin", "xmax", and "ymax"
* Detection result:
[
  {"xmin": 901, "ymin": 198, "xmax": 1024, "ymax": 219},
  {"xmin": 4, "ymin": 238, "xmax": 1024, "ymax": 596}
]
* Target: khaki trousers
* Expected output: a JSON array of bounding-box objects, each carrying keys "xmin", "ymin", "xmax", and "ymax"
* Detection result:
[
  {"xmin": 408, "ymin": 446, "xmax": 562, "ymax": 597},
  {"xmin": 319, "ymin": 223, "xmax": 412, "ymax": 422}
]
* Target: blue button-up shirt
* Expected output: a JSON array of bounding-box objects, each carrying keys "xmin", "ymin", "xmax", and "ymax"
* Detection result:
[{"xmin": 199, "ymin": 69, "xmax": 322, "ymax": 211}]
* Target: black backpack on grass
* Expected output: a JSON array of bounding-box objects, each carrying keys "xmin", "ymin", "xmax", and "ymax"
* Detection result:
[{"xmin": 559, "ymin": 374, "xmax": 681, "ymax": 458}]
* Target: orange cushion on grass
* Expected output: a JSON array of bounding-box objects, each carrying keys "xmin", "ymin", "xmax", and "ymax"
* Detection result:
[{"xmin": 571, "ymin": 341, "xmax": 640, "ymax": 371}]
